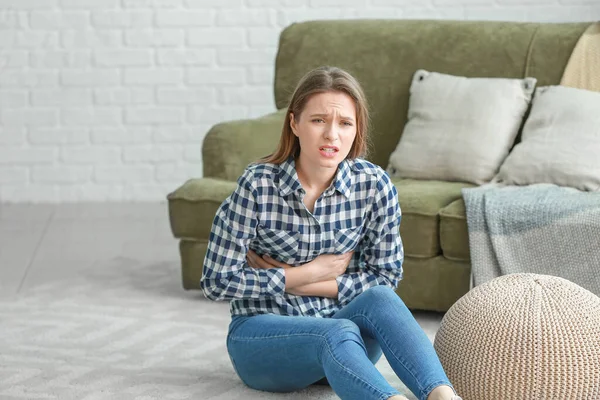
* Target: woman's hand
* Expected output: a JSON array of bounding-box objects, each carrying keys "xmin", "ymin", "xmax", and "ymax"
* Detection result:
[
  {"xmin": 246, "ymin": 250, "xmax": 292, "ymax": 270},
  {"xmin": 307, "ymin": 252, "xmax": 354, "ymax": 282}
]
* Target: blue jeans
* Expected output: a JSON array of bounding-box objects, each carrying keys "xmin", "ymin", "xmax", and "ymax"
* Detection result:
[{"xmin": 226, "ymin": 285, "xmax": 455, "ymax": 400}]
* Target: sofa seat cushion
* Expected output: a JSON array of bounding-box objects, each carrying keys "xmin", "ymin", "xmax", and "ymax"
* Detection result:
[
  {"xmin": 439, "ymin": 199, "xmax": 471, "ymax": 262},
  {"xmin": 393, "ymin": 178, "xmax": 475, "ymax": 258},
  {"xmin": 168, "ymin": 178, "xmax": 237, "ymax": 240}
]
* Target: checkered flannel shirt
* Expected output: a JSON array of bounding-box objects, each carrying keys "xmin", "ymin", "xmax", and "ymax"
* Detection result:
[{"xmin": 201, "ymin": 156, "xmax": 404, "ymax": 317}]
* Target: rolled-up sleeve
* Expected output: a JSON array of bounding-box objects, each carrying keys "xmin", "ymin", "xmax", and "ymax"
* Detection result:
[
  {"xmin": 336, "ymin": 173, "xmax": 404, "ymax": 305},
  {"xmin": 201, "ymin": 168, "xmax": 286, "ymax": 301}
]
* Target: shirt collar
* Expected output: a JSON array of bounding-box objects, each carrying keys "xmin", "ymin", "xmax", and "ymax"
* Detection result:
[
  {"xmin": 278, "ymin": 157, "xmax": 302, "ymax": 197},
  {"xmin": 278, "ymin": 156, "xmax": 352, "ymax": 199}
]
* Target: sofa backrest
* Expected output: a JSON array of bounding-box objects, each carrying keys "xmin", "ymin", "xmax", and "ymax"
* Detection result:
[{"xmin": 273, "ymin": 20, "xmax": 589, "ymax": 168}]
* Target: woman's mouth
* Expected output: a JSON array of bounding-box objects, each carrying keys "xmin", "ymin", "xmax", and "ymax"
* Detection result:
[{"xmin": 319, "ymin": 146, "xmax": 339, "ymax": 158}]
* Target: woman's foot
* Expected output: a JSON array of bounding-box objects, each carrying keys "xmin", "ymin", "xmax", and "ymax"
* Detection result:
[{"xmin": 427, "ymin": 385, "xmax": 460, "ymax": 400}]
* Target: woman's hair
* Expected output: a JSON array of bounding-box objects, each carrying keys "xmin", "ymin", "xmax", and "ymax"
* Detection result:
[{"xmin": 260, "ymin": 66, "xmax": 370, "ymax": 164}]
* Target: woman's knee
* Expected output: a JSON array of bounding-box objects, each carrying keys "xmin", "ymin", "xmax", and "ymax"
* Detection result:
[
  {"xmin": 363, "ymin": 285, "xmax": 400, "ymax": 303},
  {"xmin": 323, "ymin": 319, "xmax": 363, "ymax": 349}
]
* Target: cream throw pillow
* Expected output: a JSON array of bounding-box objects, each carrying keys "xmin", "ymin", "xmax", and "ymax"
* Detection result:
[
  {"xmin": 387, "ymin": 70, "xmax": 536, "ymax": 184},
  {"xmin": 494, "ymin": 85, "xmax": 600, "ymax": 191}
]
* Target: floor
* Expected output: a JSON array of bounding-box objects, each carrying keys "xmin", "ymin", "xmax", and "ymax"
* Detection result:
[
  {"xmin": 0, "ymin": 203, "xmax": 175, "ymax": 299},
  {"xmin": 0, "ymin": 202, "xmax": 443, "ymax": 336}
]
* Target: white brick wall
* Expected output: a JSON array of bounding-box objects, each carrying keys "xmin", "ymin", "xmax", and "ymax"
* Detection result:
[{"xmin": 0, "ymin": 0, "xmax": 598, "ymax": 202}]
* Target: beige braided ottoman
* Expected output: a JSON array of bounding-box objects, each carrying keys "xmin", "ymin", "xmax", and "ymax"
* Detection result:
[{"xmin": 434, "ymin": 273, "xmax": 600, "ymax": 400}]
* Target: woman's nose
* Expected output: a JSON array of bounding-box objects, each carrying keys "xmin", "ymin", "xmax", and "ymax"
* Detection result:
[{"xmin": 324, "ymin": 124, "xmax": 338, "ymax": 140}]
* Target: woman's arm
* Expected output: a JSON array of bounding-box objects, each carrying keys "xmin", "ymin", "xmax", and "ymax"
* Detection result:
[
  {"xmin": 286, "ymin": 280, "xmax": 339, "ymax": 298},
  {"xmin": 335, "ymin": 172, "xmax": 404, "ymax": 306},
  {"xmin": 201, "ymin": 168, "xmax": 289, "ymax": 301},
  {"xmin": 246, "ymin": 251, "xmax": 350, "ymax": 298}
]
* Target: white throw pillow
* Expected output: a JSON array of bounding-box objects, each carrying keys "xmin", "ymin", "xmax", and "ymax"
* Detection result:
[
  {"xmin": 387, "ymin": 70, "xmax": 537, "ymax": 184},
  {"xmin": 494, "ymin": 85, "xmax": 600, "ymax": 191}
]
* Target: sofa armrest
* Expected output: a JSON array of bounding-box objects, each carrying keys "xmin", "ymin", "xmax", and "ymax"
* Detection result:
[
  {"xmin": 202, "ymin": 109, "xmax": 287, "ymax": 181},
  {"xmin": 167, "ymin": 177, "xmax": 238, "ymax": 240}
]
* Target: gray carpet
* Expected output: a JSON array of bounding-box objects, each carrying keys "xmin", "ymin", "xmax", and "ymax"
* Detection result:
[{"xmin": 0, "ymin": 258, "xmax": 417, "ymax": 399}]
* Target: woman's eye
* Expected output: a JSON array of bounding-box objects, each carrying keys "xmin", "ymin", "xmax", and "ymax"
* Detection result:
[
  {"xmin": 342, "ymin": 121, "xmax": 353, "ymax": 126},
  {"xmin": 312, "ymin": 118, "xmax": 324, "ymax": 123}
]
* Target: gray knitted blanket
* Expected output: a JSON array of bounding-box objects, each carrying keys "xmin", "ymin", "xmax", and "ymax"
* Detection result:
[{"xmin": 462, "ymin": 183, "xmax": 600, "ymax": 296}]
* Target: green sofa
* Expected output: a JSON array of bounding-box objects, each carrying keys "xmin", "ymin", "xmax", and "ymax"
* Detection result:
[{"xmin": 167, "ymin": 19, "xmax": 590, "ymax": 312}]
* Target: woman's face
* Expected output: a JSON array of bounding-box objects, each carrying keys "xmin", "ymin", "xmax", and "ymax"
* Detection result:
[{"xmin": 290, "ymin": 91, "xmax": 357, "ymax": 169}]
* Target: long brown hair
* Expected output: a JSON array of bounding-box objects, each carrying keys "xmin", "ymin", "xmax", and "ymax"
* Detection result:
[{"xmin": 260, "ymin": 66, "xmax": 370, "ymax": 164}]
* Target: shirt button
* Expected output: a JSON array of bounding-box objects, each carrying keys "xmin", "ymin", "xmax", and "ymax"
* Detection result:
[
  {"xmin": 312, "ymin": 250, "xmax": 319, "ymax": 256},
  {"xmin": 315, "ymin": 226, "xmax": 321, "ymax": 233}
]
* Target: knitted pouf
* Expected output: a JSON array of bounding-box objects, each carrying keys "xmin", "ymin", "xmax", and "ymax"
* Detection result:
[{"xmin": 434, "ymin": 273, "xmax": 600, "ymax": 400}]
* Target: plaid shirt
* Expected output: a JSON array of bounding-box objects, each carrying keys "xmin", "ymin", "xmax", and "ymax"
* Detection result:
[{"xmin": 201, "ymin": 156, "xmax": 404, "ymax": 318}]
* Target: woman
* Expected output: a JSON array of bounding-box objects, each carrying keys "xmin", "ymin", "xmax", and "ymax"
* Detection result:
[{"xmin": 201, "ymin": 66, "xmax": 461, "ymax": 400}]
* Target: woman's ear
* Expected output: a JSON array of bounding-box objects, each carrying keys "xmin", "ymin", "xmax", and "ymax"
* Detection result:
[{"xmin": 290, "ymin": 113, "xmax": 298, "ymax": 137}]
